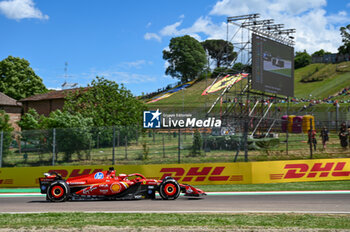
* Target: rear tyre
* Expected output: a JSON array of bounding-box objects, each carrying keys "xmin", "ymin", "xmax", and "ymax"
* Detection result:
[
  {"xmin": 47, "ymin": 181, "xmax": 70, "ymax": 202},
  {"xmin": 159, "ymin": 178, "xmax": 180, "ymax": 200}
]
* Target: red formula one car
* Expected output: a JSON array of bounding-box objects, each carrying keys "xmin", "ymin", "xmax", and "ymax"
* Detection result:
[{"xmin": 39, "ymin": 167, "xmax": 206, "ymax": 202}]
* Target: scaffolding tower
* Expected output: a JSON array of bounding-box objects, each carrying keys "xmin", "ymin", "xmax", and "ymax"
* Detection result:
[{"xmin": 205, "ymin": 14, "xmax": 296, "ymax": 161}]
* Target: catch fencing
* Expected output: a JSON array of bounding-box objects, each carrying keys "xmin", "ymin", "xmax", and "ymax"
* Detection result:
[{"xmin": 0, "ymin": 121, "xmax": 349, "ymax": 168}]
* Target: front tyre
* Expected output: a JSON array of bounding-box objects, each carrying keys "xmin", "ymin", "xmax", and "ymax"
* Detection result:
[
  {"xmin": 47, "ymin": 181, "xmax": 70, "ymax": 202},
  {"xmin": 159, "ymin": 178, "xmax": 180, "ymax": 200}
]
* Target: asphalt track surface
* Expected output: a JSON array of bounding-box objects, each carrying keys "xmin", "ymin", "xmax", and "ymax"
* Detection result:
[{"xmin": 1, "ymin": 192, "xmax": 350, "ymax": 214}]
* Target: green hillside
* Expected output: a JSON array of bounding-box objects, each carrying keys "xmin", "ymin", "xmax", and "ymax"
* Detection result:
[
  {"xmin": 146, "ymin": 78, "xmax": 248, "ymax": 114},
  {"xmin": 146, "ymin": 61, "xmax": 350, "ymax": 112},
  {"xmin": 294, "ymin": 61, "xmax": 350, "ymax": 99}
]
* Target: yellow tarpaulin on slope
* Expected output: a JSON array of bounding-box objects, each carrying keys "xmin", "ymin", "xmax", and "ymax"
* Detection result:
[{"xmin": 202, "ymin": 73, "xmax": 248, "ymax": 95}]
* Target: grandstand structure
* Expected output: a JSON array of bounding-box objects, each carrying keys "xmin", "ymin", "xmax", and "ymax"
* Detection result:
[{"xmin": 204, "ymin": 14, "xmax": 296, "ymax": 161}]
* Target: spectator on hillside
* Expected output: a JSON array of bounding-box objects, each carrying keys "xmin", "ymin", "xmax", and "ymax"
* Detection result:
[
  {"xmin": 348, "ymin": 126, "xmax": 350, "ymax": 149},
  {"xmin": 339, "ymin": 123, "xmax": 348, "ymax": 149},
  {"xmin": 320, "ymin": 126, "xmax": 329, "ymax": 149},
  {"xmin": 308, "ymin": 129, "xmax": 317, "ymax": 151},
  {"xmin": 340, "ymin": 122, "xmax": 347, "ymax": 133}
]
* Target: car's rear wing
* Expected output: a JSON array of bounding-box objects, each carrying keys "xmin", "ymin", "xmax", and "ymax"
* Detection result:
[{"xmin": 39, "ymin": 172, "xmax": 63, "ymax": 194}]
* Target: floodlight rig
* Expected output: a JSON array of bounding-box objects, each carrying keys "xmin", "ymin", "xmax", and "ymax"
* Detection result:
[
  {"xmin": 241, "ymin": 19, "xmax": 274, "ymax": 27},
  {"xmin": 227, "ymin": 13, "xmax": 260, "ymax": 21},
  {"xmin": 227, "ymin": 14, "xmax": 295, "ymax": 46},
  {"xmin": 277, "ymin": 29, "xmax": 296, "ymax": 34},
  {"xmin": 260, "ymin": 24, "xmax": 284, "ymax": 31}
]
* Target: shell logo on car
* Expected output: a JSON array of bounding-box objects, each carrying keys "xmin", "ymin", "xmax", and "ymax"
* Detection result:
[
  {"xmin": 110, "ymin": 182, "xmax": 129, "ymax": 193},
  {"xmin": 110, "ymin": 183, "xmax": 122, "ymax": 193}
]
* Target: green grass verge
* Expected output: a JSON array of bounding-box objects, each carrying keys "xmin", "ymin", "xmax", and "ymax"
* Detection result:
[
  {"xmin": 195, "ymin": 180, "xmax": 350, "ymax": 192},
  {"xmin": 0, "ymin": 213, "xmax": 349, "ymax": 230}
]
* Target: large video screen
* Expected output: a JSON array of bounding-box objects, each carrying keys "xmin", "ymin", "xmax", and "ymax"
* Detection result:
[{"xmin": 252, "ymin": 34, "xmax": 294, "ymax": 97}]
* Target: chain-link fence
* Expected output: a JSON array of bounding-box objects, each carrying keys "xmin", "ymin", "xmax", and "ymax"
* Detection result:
[{"xmin": 0, "ymin": 121, "xmax": 349, "ymax": 167}]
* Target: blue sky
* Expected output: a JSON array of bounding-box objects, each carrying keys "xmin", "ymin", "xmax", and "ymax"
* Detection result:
[{"xmin": 0, "ymin": 0, "xmax": 349, "ymax": 96}]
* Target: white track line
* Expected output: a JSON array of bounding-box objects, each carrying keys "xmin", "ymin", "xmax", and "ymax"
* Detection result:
[
  {"xmin": 207, "ymin": 190, "xmax": 350, "ymax": 195},
  {"xmin": 0, "ymin": 193, "xmax": 42, "ymax": 197},
  {"xmin": 1, "ymin": 211, "xmax": 350, "ymax": 214},
  {"xmin": 1, "ymin": 190, "xmax": 349, "ymax": 197}
]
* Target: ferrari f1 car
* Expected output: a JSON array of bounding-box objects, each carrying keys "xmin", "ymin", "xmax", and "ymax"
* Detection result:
[{"xmin": 39, "ymin": 167, "xmax": 206, "ymax": 202}]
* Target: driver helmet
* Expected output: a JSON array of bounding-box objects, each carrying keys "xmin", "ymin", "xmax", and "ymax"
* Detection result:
[{"xmin": 107, "ymin": 167, "xmax": 116, "ymax": 178}]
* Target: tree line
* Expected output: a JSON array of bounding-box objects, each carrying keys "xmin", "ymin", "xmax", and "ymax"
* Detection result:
[
  {"xmin": 294, "ymin": 24, "xmax": 350, "ymax": 69},
  {"xmin": 163, "ymin": 24, "xmax": 350, "ymax": 77}
]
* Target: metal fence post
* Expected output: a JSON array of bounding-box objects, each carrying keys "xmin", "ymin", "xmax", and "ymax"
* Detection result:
[
  {"xmin": 243, "ymin": 120, "xmax": 249, "ymax": 162},
  {"xmin": 309, "ymin": 118, "xmax": 313, "ymax": 159},
  {"xmin": 153, "ymin": 129, "xmax": 155, "ymax": 143},
  {"xmin": 286, "ymin": 98, "xmax": 290, "ymax": 156},
  {"xmin": 0, "ymin": 131, "xmax": 3, "ymax": 168},
  {"xmin": 136, "ymin": 126, "xmax": 138, "ymax": 146},
  {"xmin": 52, "ymin": 128, "xmax": 56, "ymax": 166},
  {"xmin": 112, "ymin": 126, "xmax": 115, "ymax": 165},
  {"xmin": 178, "ymin": 129, "xmax": 181, "ymax": 164},
  {"xmin": 117, "ymin": 129, "xmax": 120, "ymax": 147},
  {"xmin": 286, "ymin": 119, "xmax": 289, "ymax": 156},
  {"xmin": 89, "ymin": 137, "xmax": 92, "ymax": 161},
  {"xmin": 162, "ymin": 133, "xmax": 165, "ymax": 158},
  {"xmin": 335, "ymin": 103, "xmax": 339, "ymax": 132},
  {"xmin": 125, "ymin": 135, "xmax": 128, "ymax": 159},
  {"xmin": 97, "ymin": 132, "xmax": 100, "ymax": 149},
  {"xmin": 203, "ymin": 131, "xmax": 206, "ymax": 156}
]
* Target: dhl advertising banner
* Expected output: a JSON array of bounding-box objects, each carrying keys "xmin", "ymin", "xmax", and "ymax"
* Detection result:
[
  {"xmin": 252, "ymin": 158, "xmax": 350, "ymax": 184},
  {"xmin": 0, "ymin": 158, "xmax": 349, "ymax": 187},
  {"xmin": 0, "ymin": 163, "xmax": 251, "ymax": 187}
]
